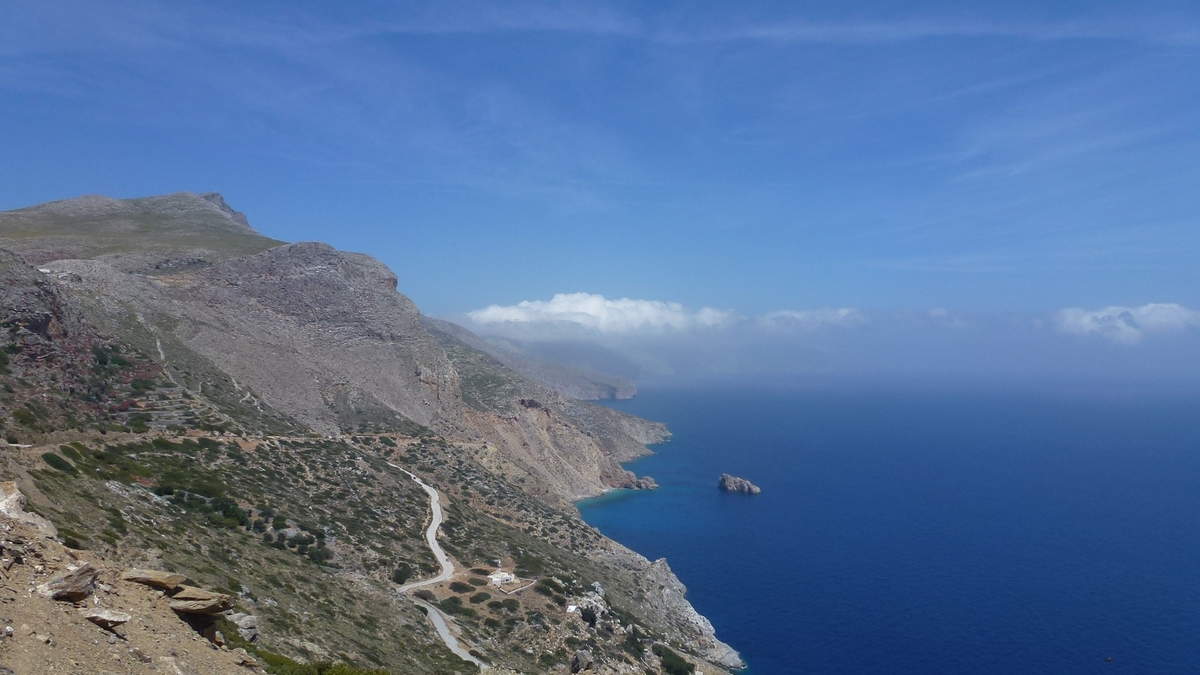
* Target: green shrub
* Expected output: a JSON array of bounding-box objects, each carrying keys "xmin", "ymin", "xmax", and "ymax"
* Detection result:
[
  {"xmin": 253, "ymin": 648, "xmax": 389, "ymax": 675},
  {"xmin": 439, "ymin": 596, "xmax": 476, "ymax": 617},
  {"xmin": 41, "ymin": 452, "xmax": 77, "ymax": 475},
  {"xmin": 653, "ymin": 644, "xmax": 695, "ymax": 675},
  {"xmin": 449, "ymin": 581, "xmax": 474, "ymax": 594},
  {"xmin": 390, "ymin": 564, "xmax": 412, "ymax": 584},
  {"xmin": 469, "ymin": 592, "xmax": 491, "ymax": 604}
]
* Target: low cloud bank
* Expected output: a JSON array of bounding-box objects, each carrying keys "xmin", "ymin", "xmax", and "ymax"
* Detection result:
[
  {"xmin": 457, "ymin": 295, "xmax": 1200, "ymax": 382},
  {"xmin": 1054, "ymin": 303, "xmax": 1200, "ymax": 344}
]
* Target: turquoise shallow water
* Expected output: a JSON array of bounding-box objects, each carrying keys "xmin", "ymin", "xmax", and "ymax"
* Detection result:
[{"xmin": 578, "ymin": 378, "xmax": 1200, "ymax": 674}]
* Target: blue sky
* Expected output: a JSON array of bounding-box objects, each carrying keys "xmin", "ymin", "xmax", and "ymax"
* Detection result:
[{"xmin": 3, "ymin": 0, "xmax": 1199, "ymax": 324}]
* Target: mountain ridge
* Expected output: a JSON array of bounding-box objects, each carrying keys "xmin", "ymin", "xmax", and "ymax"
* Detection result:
[{"xmin": 0, "ymin": 191, "xmax": 744, "ymax": 673}]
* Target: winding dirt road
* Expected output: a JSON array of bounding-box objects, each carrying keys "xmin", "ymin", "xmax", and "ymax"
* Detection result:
[{"xmin": 388, "ymin": 462, "xmax": 486, "ymax": 670}]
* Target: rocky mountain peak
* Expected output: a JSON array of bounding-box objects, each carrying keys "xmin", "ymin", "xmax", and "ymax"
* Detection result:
[
  {"xmin": 198, "ymin": 192, "xmax": 252, "ymax": 229},
  {"xmin": 0, "ymin": 191, "xmax": 283, "ymax": 268}
]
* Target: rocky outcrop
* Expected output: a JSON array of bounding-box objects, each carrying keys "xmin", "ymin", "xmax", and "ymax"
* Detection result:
[
  {"xmin": 226, "ymin": 612, "xmax": 260, "ymax": 642},
  {"xmin": 169, "ymin": 586, "xmax": 234, "ymax": 614},
  {"xmin": 121, "ymin": 568, "xmax": 186, "ymax": 590},
  {"xmin": 0, "ymin": 481, "xmax": 57, "ymax": 537},
  {"xmin": 718, "ymin": 474, "xmax": 762, "ymax": 495},
  {"xmin": 623, "ymin": 475, "xmax": 660, "ymax": 490},
  {"xmin": 570, "ymin": 648, "xmax": 595, "ymax": 672}
]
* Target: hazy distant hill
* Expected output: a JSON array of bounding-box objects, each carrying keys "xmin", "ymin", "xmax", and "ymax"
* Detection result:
[{"xmin": 424, "ymin": 317, "xmax": 638, "ymax": 400}]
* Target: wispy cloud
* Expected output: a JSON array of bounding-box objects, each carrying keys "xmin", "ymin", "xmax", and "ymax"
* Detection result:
[
  {"xmin": 658, "ymin": 16, "xmax": 1200, "ymax": 46},
  {"xmin": 758, "ymin": 308, "xmax": 867, "ymax": 331}
]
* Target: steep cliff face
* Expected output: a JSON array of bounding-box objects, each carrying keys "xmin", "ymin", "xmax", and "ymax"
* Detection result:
[{"xmin": 0, "ymin": 192, "xmax": 743, "ymax": 672}]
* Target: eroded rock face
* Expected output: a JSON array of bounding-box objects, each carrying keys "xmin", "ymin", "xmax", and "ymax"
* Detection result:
[{"xmin": 718, "ymin": 473, "xmax": 762, "ymax": 495}]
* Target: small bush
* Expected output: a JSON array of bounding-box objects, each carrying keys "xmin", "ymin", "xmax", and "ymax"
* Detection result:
[
  {"xmin": 439, "ymin": 596, "xmax": 476, "ymax": 617},
  {"xmin": 469, "ymin": 592, "xmax": 491, "ymax": 604},
  {"xmin": 13, "ymin": 408, "xmax": 38, "ymax": 427},
  {"xmin": 449, "ymin": 581, "xmax": 473, "ymax": 594},
  {"xmin": 41, "ymin": 452, "xmax": 77, "ymax": 475},
  {"xmin": 130, "ymin": 379, "xmax": 157, "ymax": 392},
  {"xmin": 390, "ymin": 564, "xmax": 412, "ymax": 584}
]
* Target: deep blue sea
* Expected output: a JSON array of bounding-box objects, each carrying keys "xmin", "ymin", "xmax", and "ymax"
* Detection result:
[{"xmin": 578, "ymin": 378, "xmax": 1200, "ymax": 674}]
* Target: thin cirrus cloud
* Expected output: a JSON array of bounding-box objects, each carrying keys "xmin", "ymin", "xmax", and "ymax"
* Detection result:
[
  {"xmin": 1054, "ymin": 303, "xmax": 1200, "ymax": 344},
  {"xmin": 758, "ymin": 308, "xmax": 867, "ymax": 331},
  {"xmin": 467, "ymin": 292, "xmax": 735, "ymax": 334}
]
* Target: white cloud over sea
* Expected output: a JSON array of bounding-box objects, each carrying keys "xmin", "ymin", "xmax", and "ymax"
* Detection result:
[
  {"xmin": 1054, "ymin": 303, "xmax": 1200, "ymax": 344},
  {"xmin": 467, "ymin": 292, "xmax": 735, "ymax": 334}
]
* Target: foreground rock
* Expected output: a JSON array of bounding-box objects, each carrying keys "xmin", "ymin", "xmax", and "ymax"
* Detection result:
[
  {"xmin": 0, "ymin": 517, "xmax": 261, "ymax": 673},
  {"xmin": 82, "ymin": 608, "xmax": 132, "ymax": 629},
  {"xmin": 718, "ymin": 474, "xmax": 762, "ymax": 495},
  {"xmin": 37, "ymin": 562, "xmax": 99, "ymax": 600}
]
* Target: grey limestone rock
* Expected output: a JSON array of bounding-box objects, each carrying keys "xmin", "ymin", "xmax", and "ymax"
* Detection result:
[{"xmin": 718, "ymin": 473, "xmax": 762, "ymax": 495}]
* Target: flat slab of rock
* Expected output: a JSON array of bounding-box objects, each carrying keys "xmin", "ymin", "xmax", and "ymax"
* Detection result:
[
  {"xmin": 121, "ymin": 568, "xmax": 186, "ymax": 590},
  {"xmin": 83, "ymin": 608, "xmax": 132, "ymax": 629},
  {"xmin": 169, "ymin": 586, "xmax": 233, "ymax": 614},
  {"xmin": 37, "ymin": 562, "xmax": 99, "ymax": 600},
  {"xmin": 718, "ymin": 473, "xmax": 762, "ymax": 495}
]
